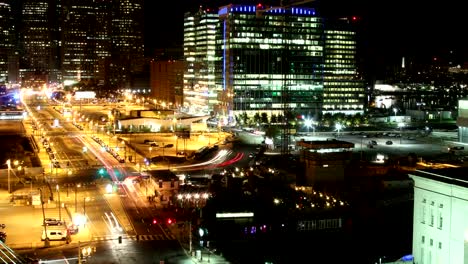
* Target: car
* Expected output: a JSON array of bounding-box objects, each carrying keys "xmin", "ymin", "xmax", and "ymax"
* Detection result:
[
  {"xmin": 370, "ymin": 140, "xmax": 377, "ymax": 145},
  {"xmin": 67, "ymin": 224, "xmax": 79, "ymax": 234},
  {"xmin": 386, "ymin": 141, "xmax": 393, "ymax": 145},
  {"xmin": 44, "ymin": 218, "xmax": 62, "ymax": 226},
  {"xmin": 453, "ymin": 146, "xmax": 465, "ymax": 150},
  {"xmin": 176, "ymin": 151, "xmax": 186, "ymax": 156},
  {"xmin": 164, "ymin": 144, "xmax": 174, "ymax": 148}
]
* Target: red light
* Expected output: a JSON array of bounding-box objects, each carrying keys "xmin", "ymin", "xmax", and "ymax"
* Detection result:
[
  {"xmin": 352, "ymin": 16, "xmax": 357, "ymax": 21},
  {"xmin": 257, "ymin": 3, "xmax": 263, "ymax": 8},
  {"xmin": 153, "ymin": 219, "xmax": 157, "ymax": 224},
  {"xmin": 167, "ymin": 218, "xmax": 172, "ymax": 224}
]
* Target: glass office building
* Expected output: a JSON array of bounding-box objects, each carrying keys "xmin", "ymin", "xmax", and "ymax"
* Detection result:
[
  {"xmin": 323, "ymin": 18, "xmax": 364, "ymax": 114},
  {"xmin": 183, "ymin": 7, "xmax": 219, "ymax": 116},
  {"xmin": 183, "ymin": 4, "xmax": 364, "ymax": 122},
  {"xmin": 216, "ymin": 4, "xmax": 324, "ymax": 122}
]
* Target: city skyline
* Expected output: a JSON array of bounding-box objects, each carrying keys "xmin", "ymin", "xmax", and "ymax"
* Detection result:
[{"xmin": 145, "ymin": 0, "xmax": 468, "ymax": 79}]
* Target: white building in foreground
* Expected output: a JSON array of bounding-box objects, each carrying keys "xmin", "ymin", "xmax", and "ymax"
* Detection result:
[{"xmin": 409, "ymin": 168, "xmax": 468, "ymax": 264}]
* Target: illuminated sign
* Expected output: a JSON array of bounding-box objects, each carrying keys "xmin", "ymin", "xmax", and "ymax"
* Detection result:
[
  {"xmin": 216, "ymin": 212, "xmax": 254, "ymax": 218},
  {"xmin": 74, "ymin": 91, "xmax": 96, "ymax": 100}
]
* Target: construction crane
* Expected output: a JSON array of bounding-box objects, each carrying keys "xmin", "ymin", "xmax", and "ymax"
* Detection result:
[{"xmin": 256, "ymin": 0, "xmax": 317, "ymax": 155}]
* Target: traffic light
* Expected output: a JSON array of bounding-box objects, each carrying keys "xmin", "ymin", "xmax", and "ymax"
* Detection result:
[
  {"xmin": 99, "ymin": 168, "xmax": 105, "ymax": 176},
  {"xmin": 153, "ymin": 219, "xmax": 157, "ymax": 224},
  {"xmin": 118, "ymin": 236, "xmax": 122, "ymax": 244}
]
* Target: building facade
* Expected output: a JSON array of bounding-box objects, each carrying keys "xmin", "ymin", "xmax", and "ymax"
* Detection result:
[
  {"xmin": 0, "ymin": 2, "xmax": 14, "ymax": 83},
  {"xmin": 4, "ymin": 0, "xmax": 144, "ymax": 90},
  {"xmin": 216, "ymin": 4, "xmax": 325, "ymax": 123},
  {"xmin": 183, "ymin": 4, "xmax": 363, "ymax": 123},
  {"xmin": 183, "ymin": 7, "xmax": 219, "ymax": 116},
  {"xmin": 150, "ymin": 60, "xmax": 185, "ymax": 108},
  {"xmin": 323, "ymin": 17, "xmax": 365, "ymax": 115},
  {"xmin": 409, "ymin": 168, "xmax": 468, "ymax": 264},
  {"xmin": 457, "ymin": 98, "xmax": 468, "ymax": 143}
]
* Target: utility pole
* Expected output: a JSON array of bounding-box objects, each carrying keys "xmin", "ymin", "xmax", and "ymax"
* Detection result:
[
  {"xmin": 6, "ymin": 159, "xmax": 10, "ymax": 194},
  {"xmin": 39, "ymin": 188, "xmax": 49, "ymax": 247},
  {"xmin": 189, "ymin": 221, "xmax": 192, "ymax": 253}
]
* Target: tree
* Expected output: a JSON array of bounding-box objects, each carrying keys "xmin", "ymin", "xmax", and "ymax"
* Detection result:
[
  {"xmin": 253, "ymin": 112, "xmax": 261, "ymax": 125},
  {"xmin": 261, "ymin": 112, "xmax": 269, "ymax": 124},
  {"xmin": 265, "ymin": 126, "xmax": 280, "ymax": 139},
  {"xmin": 271, "ymin": 114, "xmax": 278, "ymax": 124},
  {"xmin": 241, "ymin": 112, "xmax": 249, "ymax": 126}
]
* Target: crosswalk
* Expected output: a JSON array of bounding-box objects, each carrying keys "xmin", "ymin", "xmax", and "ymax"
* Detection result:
[{"xmin": 92, "ymin": 233, "xmax": 176, "ymax": 242}]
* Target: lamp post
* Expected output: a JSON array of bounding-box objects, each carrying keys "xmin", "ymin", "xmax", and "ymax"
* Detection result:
[
  {"xmin": 56, "ymin": 184, "xmax": 61, "ymax": 221},
  {"xmin": 75, "ymin": 183, "xmax": 81, "ymax": 213},
  {"xmin": 335, "ymin": 123, "xmax": 343, "ymax": 137},
  {"xmin": 6, "ymin": 159, "xmax": 10, "ymax": 193},
  {"xmin": 398, "ymin": 122, "xmax": 405, "ymax": 144},
  {"xmin": 39, "ymin": 188, "xmax": 49, "ymax": 246}
]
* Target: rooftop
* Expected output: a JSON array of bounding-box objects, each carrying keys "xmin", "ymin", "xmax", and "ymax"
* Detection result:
[{"xmin": 410, "ymin": 167, "xmax": 468, "ymax": 188}]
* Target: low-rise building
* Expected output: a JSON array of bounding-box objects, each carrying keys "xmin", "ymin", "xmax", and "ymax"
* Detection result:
[
  {"xmin": 297, "ymin": 139, "xmax": 354, "ymax": 191},
  {"xmin": 409, "ymin": 167, "xmax": 468, "ymax": 264}
]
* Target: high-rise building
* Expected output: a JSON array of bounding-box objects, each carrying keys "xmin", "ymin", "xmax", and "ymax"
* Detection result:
[
  {"xmin": 183, "ymin": 4, "xmax": 364, "ymax": 122},
  {"xmin": 111, "ymin": 0, "xmax": 144, "ymax": 89},
  {"xmin": 61, "ymin": 0, "xmax": 98, "ymax": 83},
  {"xmin": 322, "ymin": 17, "xmax": 365, "ymax": 115},
  {"xmin": 183, "ymin": 7, "xmax": 218, "ymax": 116},
  {"xmin": 0, "ymin": 2, "xmax": 14, "ymax": 83},
  {"xmin": 150, "ymin": 60, "xmax": 185, "ymax": 107},
  {"xmin": 20, "ymin": 0, "xmax": 53, "ymax": 86},
  {"xmin": 216, "ymin": 4, "xmax": 325, "ymax": 123},
  {"xmin": 13, "ymin": 0, "xmax": 143, "ymax": 90}
]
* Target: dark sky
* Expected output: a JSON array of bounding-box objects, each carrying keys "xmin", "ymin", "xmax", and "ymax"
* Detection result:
[{"xmin": 144, "ymin": 0, "xmax": 467, "ymax": 76}]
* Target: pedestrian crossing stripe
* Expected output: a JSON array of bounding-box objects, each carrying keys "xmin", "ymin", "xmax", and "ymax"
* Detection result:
[{"xmin": 92, "ymin": 234, "xmax": 176, "ymax": 241}]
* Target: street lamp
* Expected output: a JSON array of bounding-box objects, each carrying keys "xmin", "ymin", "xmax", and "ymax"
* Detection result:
[
  {"xmin": 393, "ymin": 108, "xmax": 397, "ymax": 117},
  {"xmin": 56, "ymin": 184, "xmax": 61, "ymax": 221},
  {"xmin": 304, "ymin": 118, "xmax": 312, "ymax": 134},
  {"xmin": 335, "ymin": 123, "xmax": 343, "ymax": 137},
  {"xmin": 398, "ymin": 122, "xmax": 405, "ymax": 144},
  {"xmin": 75, "ymin": 183, "xmax": 81, "ymax": 213},
  {"xmin": 5, "ymin": 159, "xmax": 11, "ymax": 193}
]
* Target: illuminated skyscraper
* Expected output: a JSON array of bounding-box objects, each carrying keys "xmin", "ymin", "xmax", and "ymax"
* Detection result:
[
  {"xmin": 110, "ymin": 0, "xmax": 144, "ymax": 89},
  {"xmin": 0, "ymin": 2, "xmax": 14, "ymax": 83},
  {"xmin": 216, "ymin": 4, "xmax": 324, "ymax": 122},
  {"xmin": 322, "ymin": 17, "xmax": 365, "ymax": 115},
  {"xmin": 183, "ymin": 4, "xmax": 364, "ymax": 121},
  {"xmin": 183, "ymin": 7, "xmax": 218, "ymax": 115},
  {"xmin": 20, "ymin": 0, "xmax": 56, "ymax": 86}
]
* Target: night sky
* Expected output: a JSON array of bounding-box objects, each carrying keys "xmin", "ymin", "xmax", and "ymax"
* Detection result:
[{"xmin": 144, "ymin": 0, "xmax": 467, "ymax": 79}]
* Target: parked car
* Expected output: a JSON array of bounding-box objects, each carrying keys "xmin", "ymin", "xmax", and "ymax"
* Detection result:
[
  {"xmin": 44, "ymin": 218, "xmax": 62, "ymax": 226},
  {"xmin": 164, "ymin": 144, "xmax": 174, "ymax": 148},
  {"xmin": 386, "ymin": 140, "xmax": 393, "ymax": 145}
]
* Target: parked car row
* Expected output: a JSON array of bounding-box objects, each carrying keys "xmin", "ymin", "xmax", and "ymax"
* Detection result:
[
  {"xmin": 91, "ymin": 135, "xmax": 125, "ymax": 163},
  {"xmin": 41, "ymin": 136, "xmax": 61, "ymax": 168},
  {"xmin": 72, "ymin": 122, "xmax": 84, "ymax": 131}
]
